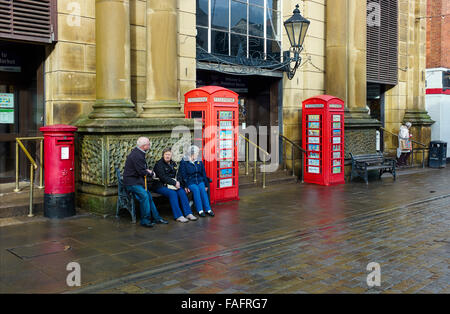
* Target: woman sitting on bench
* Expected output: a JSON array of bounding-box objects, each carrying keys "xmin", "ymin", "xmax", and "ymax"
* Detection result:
[
  {"xmin": 178, "ymin": 145, "xmax": 214, "ymax": 217},
  {"xmin": 153, "ymin": 148, "xmax": 198, "ymax": 223}
]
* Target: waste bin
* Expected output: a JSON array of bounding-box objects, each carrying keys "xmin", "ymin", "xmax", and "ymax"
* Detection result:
[{"xmin": 429, "ymin": 141, "xmax": 447, "ymax": 168}]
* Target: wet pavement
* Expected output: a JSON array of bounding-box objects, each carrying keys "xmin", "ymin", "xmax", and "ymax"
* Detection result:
[{"xmin": 0, "ymin": 167, "xmax": 449, "ymax": 294}]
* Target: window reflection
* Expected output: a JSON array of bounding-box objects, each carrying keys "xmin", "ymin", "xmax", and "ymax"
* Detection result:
[
  {"xmin": 211, "ymin": 0, "xmax": 229, "ymax": 30},
  {"xmin": 231, "ymin": 0, "xmax": 247, "ymax": 34},
  {"xmin": 231, "ymin": 33, "xmax": 247, "ymax": 57},
  {"xmin": 266, "ymin": 9, "xmax": 279, "ymax": 40},
  {"xmin": 249, "ymin": 5, "xmax": 264, "ymax": 37},
  {"xmin": 249, "ymin": 36, "xmax": 264, "ymax": 58},
  {"xmin": 267, "ymin": 40, "xmax": 281, "ymax": 61},
  {"xmin": 196, "ymin": 0, "xmax": 208, "ymax": 27},
  {"xmin": 211, "ymin": 30, "xmax": 229, "ymax": 55},
  {"xmin": 196, "ymin": 0, "xmax": 281, "ymax": 61},
  {"xmin": 197, "ymin": 27, "xmax": 208, "ymax": 51}
]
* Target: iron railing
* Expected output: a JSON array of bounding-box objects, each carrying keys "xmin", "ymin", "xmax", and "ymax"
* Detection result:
[
  {"xmin": 380, "ymin": 127, "xmax": 428, "ymax": 168},
  {"xmin": 14, "ymin": 137, "xmax": 44, "ymax": 217},
  {"xmin": 240, "ymin": 134, "xmax": 270, "ymax": 188},
  {"xmin": 280, "ymin": 134, "xmax": 307, "ymax": 183}
]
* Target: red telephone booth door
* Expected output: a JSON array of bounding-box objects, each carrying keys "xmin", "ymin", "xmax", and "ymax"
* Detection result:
[
  {"xmin": 304, "ymin": 110, "xmax": 325, "ymax": 185},
  {"xmin": 328, "ymin": 110, "xmax": 345, "ymax": 185},
  {"xmin": 213, "ymin": 107, "xmax": 239, "ymax": 203}
]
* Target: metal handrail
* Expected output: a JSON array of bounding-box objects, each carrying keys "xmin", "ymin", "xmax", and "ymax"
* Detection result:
[
  {"xmin": 380, "ymin": 127, "xmax": 427, "ymax": 147},
  {"xmin": 239, "ymin": 134, "xmax": 270, "ymax": 188},
  {"xmin": 14, "ymin": 137, "xmax": 44, "ymax": 217},
  {"xmin": 280, "ymin": 134, "xmax": 306, "ymax": 183},
  {"xmin": 380, "ymin": 127, "xmax": 428, "ymax": 168}
]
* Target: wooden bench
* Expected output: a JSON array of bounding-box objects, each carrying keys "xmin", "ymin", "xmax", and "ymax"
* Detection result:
[
  {"xmin": 350, "ymin": 152, "xmax": 396, "ymax": 184},
  {"xmin": 115, "ymin": 167, "xmax": 212, "ymax": 223}
]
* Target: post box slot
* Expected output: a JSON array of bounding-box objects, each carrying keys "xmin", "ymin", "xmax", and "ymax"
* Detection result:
[{"xmin": 56, "ymin": 139, "xmax": 73, "ymax": 145}]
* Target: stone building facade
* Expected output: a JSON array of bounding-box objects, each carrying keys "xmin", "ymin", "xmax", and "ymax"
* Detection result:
[{"xmin": 0, "ymin": 0, "xmax": 433, "ymax": 214}]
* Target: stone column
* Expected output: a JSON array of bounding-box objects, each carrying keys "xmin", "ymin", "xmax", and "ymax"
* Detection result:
[
  {"xmin": 89, "ymin": 0, "xmax": 136, "ymax": 119},
  {"xmin": 140, "ymin": 0, "xmax": 184, "ymax": 118},
  {"xmin": 403, "ymin": 0, "xmax": 433, "ymax": 162},
  {"xmin": 326, "ymin": 0, "xmax": 380, "ymax": 160}
]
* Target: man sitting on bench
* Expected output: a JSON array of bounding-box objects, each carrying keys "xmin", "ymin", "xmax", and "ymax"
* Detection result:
[{"xmin": 123, "ymin": 137, "xmax": 168, "ymax": 228}]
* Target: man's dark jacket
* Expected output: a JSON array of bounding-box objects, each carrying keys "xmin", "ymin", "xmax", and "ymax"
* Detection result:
[
  {"xmin": 123, "ymin": 147, "xmax": 149, "ymax": 187},
  {"xmin": 152, "ymin": 158, "xmax": 179, "ymax": 190}
]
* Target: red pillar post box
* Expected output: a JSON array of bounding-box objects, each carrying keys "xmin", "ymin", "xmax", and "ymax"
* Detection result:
[
  {"xmin": 302, "ymin": 95, "xmax": 345, "ymax": 186},
  {"xmin": 39, "ymin": 124, "xmax": 78, "ymax": 218},
  {"xmin": 184, "ymin": 86, "xmax": 240, "ymax": 204}
]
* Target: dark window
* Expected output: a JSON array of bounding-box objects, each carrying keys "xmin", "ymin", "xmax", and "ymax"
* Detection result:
[
  {"xmin": 231, "ymin": 1, "xmax": 247, "ymax": 34},
  {"xmin": 196, "ymin": 0, "xmax": 209, "ymax": 27},
  {"xmin": 211, "ymin": 0, "xmax": 229, "ymax": 31},
  {"xmin": 266, "ymin": 9, "xmax": 279, "ymax": 40},
  {"xmin": 196, "ymin": 27, "xmax": 208, "ymax": 51},
  {"xmin": 211, "ymin": 30, "xmax": 229, "ymax": 55},
  {"xmin": 249, "ymin": 5, "xmax": 264, "ymax": 37},
  {"xmin": 231, "ymin": 33, "xmax": 247, "ymax": 57},
  {"xmin": 267, "ymin": 40, "xmax": 281, "ymax": 61},
  {"xmin": 249, "ymin": 36, "xmax": 264, "ymax": 58},
  {"xmin": 444, "ymin": 71, "xmax": 450, "ymax": 91},
  {"xmin": 367, "ymin": 0, "xmax": 398, "ymax": 85}
]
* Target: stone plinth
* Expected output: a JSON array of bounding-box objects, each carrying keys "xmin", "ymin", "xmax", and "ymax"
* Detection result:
[{"xmin": 75, "ymin": 117, "xmax": 194, "ymax": 215}]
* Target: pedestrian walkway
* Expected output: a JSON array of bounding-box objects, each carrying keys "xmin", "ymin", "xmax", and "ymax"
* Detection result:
[{"xmin": 0, "ymin": 167, "xmax": 449, "ymax": 293}]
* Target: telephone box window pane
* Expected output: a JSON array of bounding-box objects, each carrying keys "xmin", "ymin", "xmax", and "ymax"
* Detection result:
[
  {"xmin": 220, "ymin": 168, "xmax": 233, "ymax": 178},
  {"xmin": 220, "ymin": 178, "xmax": 233, "ymax": 188},
  {"xmin": 211, "ymin": 30, "xmax": 229, "ymax": 55},
  {"xmin": 231, "ymin": 33, "xmax": 247, "ymax": 57},
  {"xmin": 249, "ymin": 36, "xmax": 264, "ymax": 58},
  {"xmin": 231, "ymin": 1, "xmax": 247, "ymax": 34},
  {"xmin": 196, "ymin": 0, "xmax": 209, "ymax": 27},
  {"xmin": 219, "ymin": 161, "xmax": 233, "ymax": 168},
  {"xmin": 211, "ymin": 0, "xmax": 229, "ymax": 31},
  {"xmin": 196, "ymin": 27, "xmax": 208, "ymax": 52},
  {"xmin": 308, "ymin": 130, "xmax": 320, "ymax": 136},
  {"xmin": 249, "ymin": 5, "xmax": 264, "ymax": 37},
  {"xmin": 219, "ymin": 111, "xmax": 233, "ymax": 119}
]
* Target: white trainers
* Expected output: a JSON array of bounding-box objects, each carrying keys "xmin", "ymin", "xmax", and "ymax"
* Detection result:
[
  {"xmin": 186, "ymin": 214, "xmax": 198, "ymax": 221},
  {"xmin": 176, "ymin": 216, "xmax": 189, "ymax": 223}
]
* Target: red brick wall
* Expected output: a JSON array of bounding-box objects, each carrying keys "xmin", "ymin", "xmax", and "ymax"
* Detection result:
[{"xmin": 427, "ymin": 0, "xmax": 450, "ymax": 68}]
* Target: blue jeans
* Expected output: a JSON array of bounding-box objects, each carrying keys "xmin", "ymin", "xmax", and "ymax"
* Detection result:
[
  {"xmin": 188, "ymin": 181, "xmax": 211, "ymax": 213},
  {"xmin": 125, "ymin": 185, "xmax": 162, "ymax": 225},
  {"xmin": 155, "ymin": 187, "xmax": 192, "ymax": 219}
]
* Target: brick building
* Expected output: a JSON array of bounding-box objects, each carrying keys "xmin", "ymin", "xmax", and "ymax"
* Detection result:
[{"xmin": 425, "ymin": 0, "xmax": 450, "ymax": 157}]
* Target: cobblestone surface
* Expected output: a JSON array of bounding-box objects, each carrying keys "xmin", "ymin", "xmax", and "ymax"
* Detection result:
[{"xmin": 0, "ymin": 167, "xmax": 449, "ymax": 293}]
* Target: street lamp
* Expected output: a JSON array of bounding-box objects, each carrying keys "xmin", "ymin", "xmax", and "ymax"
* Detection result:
[{"xmin": 283, "ymin": 4, "xmax": 310, "ymax": 79}]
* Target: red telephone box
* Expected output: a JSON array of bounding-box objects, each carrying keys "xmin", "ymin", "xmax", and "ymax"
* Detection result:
[
  {"xmin": 184, "ymin": 86, "xmax": 240, "ymax": 204},
  {"xmin": 302, "ymin": 95, "xmax": 345, "ymax": 186}
]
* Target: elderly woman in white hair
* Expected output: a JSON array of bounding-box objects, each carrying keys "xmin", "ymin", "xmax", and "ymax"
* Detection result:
[
  {"xmin": 178, "ymin": 145, "xmax": 214, "ymax": 217},
  {"xmin": 397, "ymin": 122, "xmax": 412, "ymax": 166}
]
